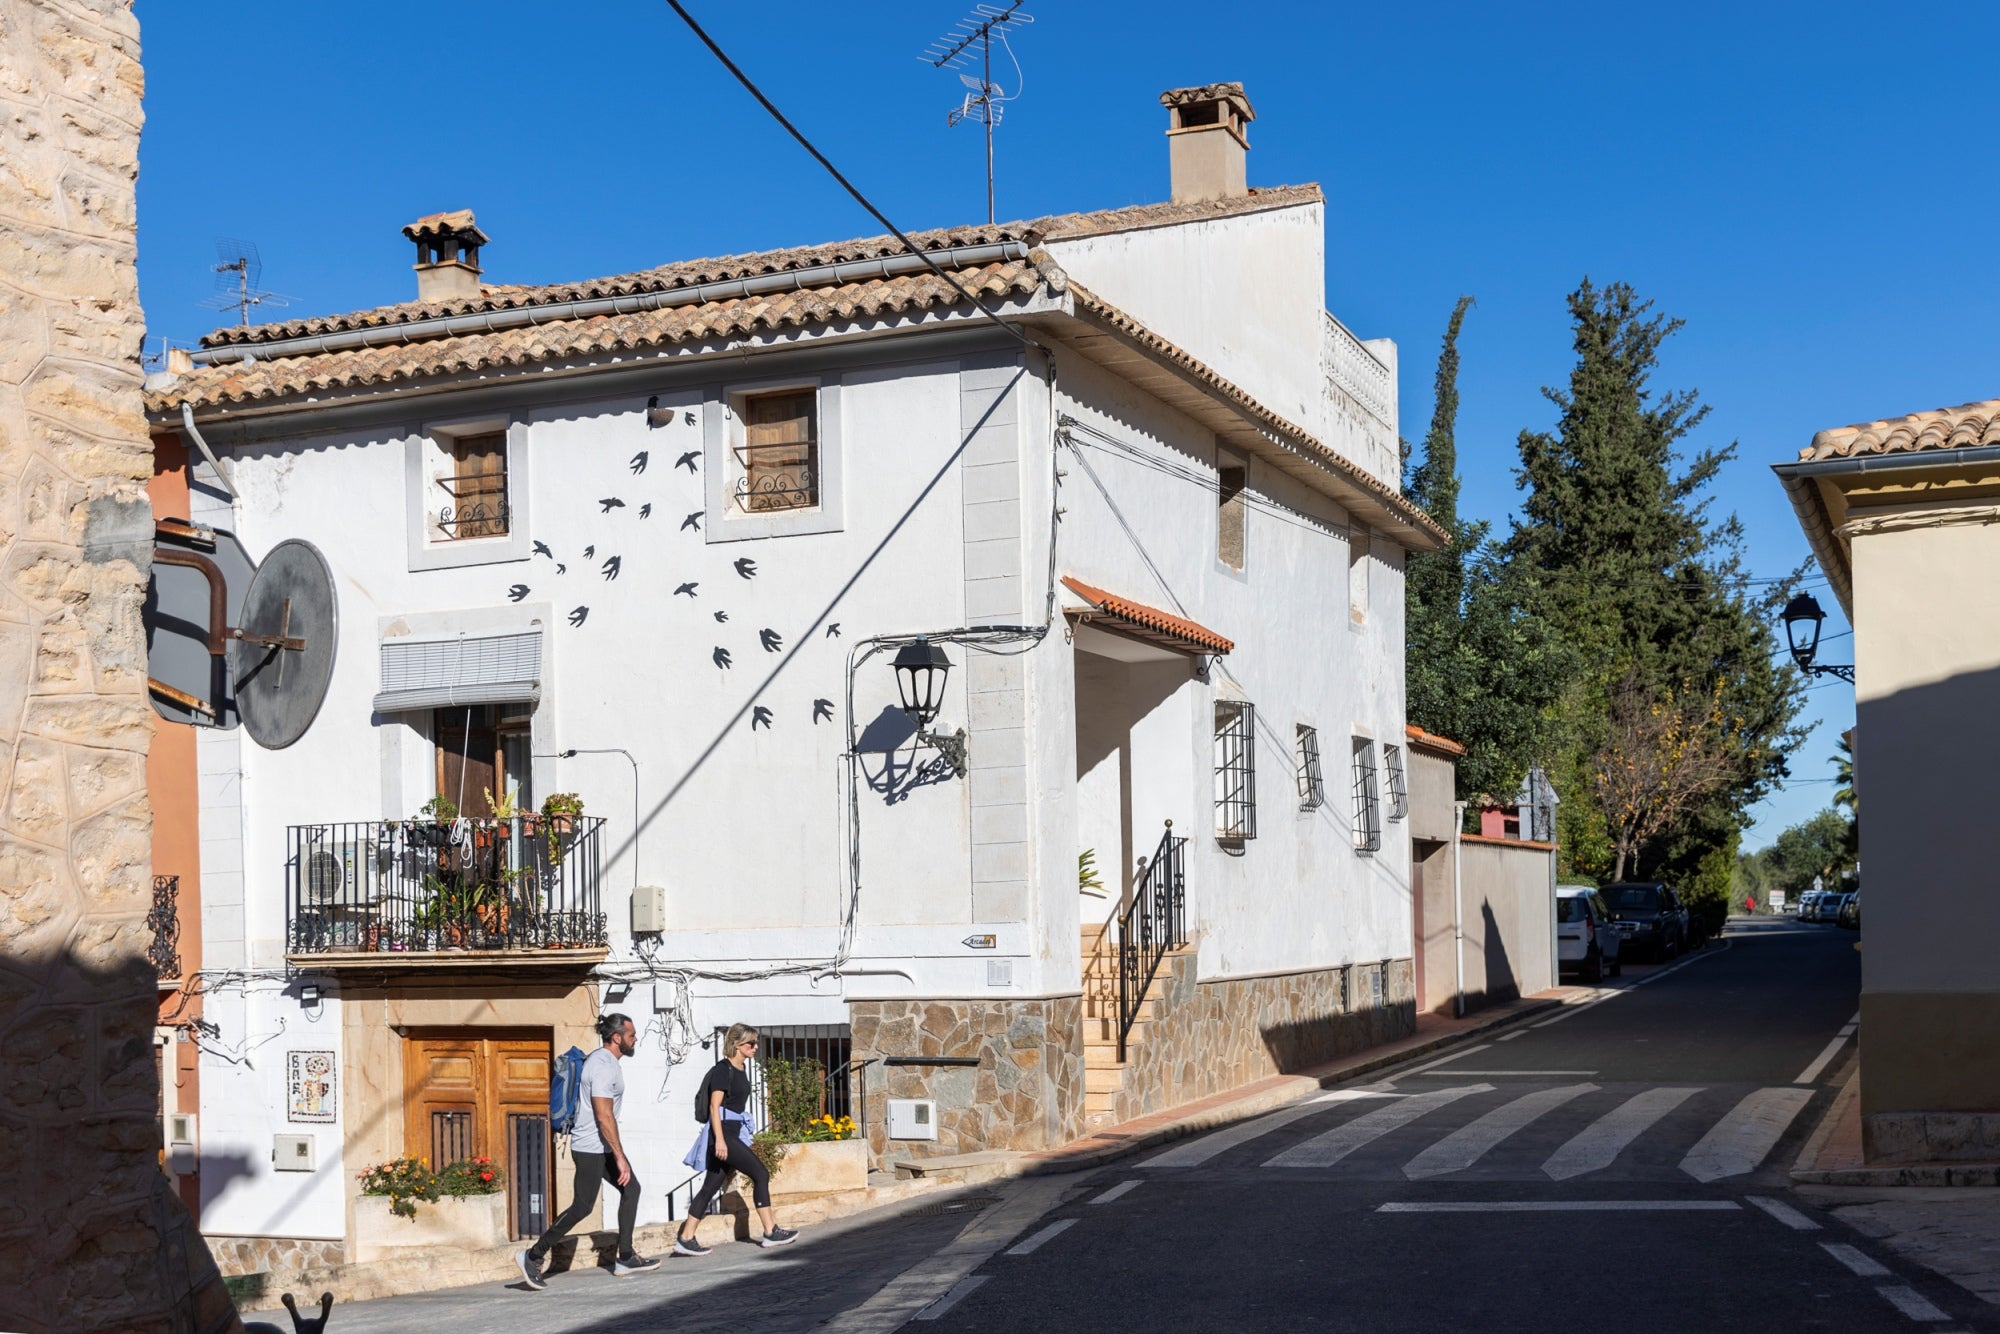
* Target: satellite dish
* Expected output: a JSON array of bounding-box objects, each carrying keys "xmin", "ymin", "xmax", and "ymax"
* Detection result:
[
  {"xmin": 230, "ymin": 539, "xmax": 338, "ymax": 749},
  {"xmin": 148, "ymin": 522, "xmax": 255, "ymax": 729}
]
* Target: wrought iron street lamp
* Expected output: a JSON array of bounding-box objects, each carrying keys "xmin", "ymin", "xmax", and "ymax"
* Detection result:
[
  {"xmin": 1781, "ymin": 592, "xmax": 1855, "ymax": 683},
  {"xmin": 891, "ymin": 639, "xmax": 969, "ymax": 777}
]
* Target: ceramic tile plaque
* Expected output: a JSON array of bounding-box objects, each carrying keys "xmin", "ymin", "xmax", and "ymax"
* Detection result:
[{"xmin": 287, "ymin": 1050, "xmax": 337, "ymax": 1123}]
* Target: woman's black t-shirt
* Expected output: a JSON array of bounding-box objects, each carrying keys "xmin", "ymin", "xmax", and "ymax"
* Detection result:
[{"xmin": 697, "ymin": 1059, "xmax": 752, "ymax": 1118}]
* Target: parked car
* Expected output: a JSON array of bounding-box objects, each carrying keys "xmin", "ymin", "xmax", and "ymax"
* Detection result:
[
  {"xmin": 1797, "ymin": 889, "xmax": 1826, "ymax": 922},
  {"xmin": 1821, "ymin": 891, "xmax": 1854, "ymax": 926},
  {"xmin": 1556, "ymin": 887, "xmax": 1623, "ymax": 983},
  {"xmin": 1601, "ymin": 882, "xmax": 1689, "ymax": 961},
  {"xmin": 1838, "ymin": 890, "xmax": 1861, "ymax": 930}
]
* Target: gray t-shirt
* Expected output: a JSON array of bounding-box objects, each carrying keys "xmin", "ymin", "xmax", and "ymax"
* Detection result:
[{"xmin": 571, "ymin": 1047, "xmax": 624, "ymax": 1154}]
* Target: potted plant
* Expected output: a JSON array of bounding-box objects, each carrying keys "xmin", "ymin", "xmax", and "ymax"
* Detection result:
[
  {"xmin": 416, "ymin": 795, "xmax": 457, "ymax": 847},
  {"xmin": 541, "ymin": 792, "xmax": 583, "ymax": 861},
  {"xmin": 354, "ymin": 1155, "xmax": 508, "ymax": 1263},
  {"xmin": 758, "ymin": 1058, "xmax": 866, "ymax": 1198}
]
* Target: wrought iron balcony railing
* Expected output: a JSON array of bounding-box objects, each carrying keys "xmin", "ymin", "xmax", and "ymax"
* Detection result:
[
  {"xmin": 149, "ymin": 874, "xmax": 182, "ymax": 980},
  {"xmin": 285, "ymin": 816, "xmax": 608, "ymax": 957}
]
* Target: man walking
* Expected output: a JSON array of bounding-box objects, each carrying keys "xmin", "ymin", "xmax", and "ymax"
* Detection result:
[{"xmin": 517, "ymin": 1013, "xmax": 660, "ymax": 1289}]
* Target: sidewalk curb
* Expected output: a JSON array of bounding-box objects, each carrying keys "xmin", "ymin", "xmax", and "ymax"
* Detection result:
[{"xmin": 1791, "ymin": 1065, "xmax": 2000, "ymax": 1188}]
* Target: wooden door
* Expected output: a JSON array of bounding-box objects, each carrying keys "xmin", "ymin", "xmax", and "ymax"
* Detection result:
[
  {"xmin": 404, "ymin": 1030, "xmax": 551, "ymax": 1238},
  {"xmin": 435, "ymin": 708, "xmax": 498, "ymax": 818}
]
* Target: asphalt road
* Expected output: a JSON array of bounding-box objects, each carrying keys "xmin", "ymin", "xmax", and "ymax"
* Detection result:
[{"xmin": 310, "ymin": 919, "xmax": 1994, "ymax": 1333}]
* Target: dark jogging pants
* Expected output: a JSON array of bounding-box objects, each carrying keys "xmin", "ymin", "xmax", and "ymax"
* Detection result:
[
  {"xmin": 528, "ymin": 1150, "xmax": 639, "ymax": 1261},
  {"xmin": 689, "ymin": 1139, "xmax": 771, "ymax": 1215}
]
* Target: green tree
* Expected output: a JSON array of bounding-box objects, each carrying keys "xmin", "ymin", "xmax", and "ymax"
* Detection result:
[
  {"xmin": 1404, "ymin": 298, "xmax": 1575, "ymax": 797},
  {"xmin": 1832, "ymin": 734, "xmax": 1858, "ymax": 858},
  {"xmin": 1760, "ymin": 809, "xmax": 1855, "ymax": 900}
]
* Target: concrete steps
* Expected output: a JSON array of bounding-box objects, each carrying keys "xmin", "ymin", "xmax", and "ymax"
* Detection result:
[{"xmin": 1077, "ymin": 923, "xmax": 1192, "ymax": 1125}]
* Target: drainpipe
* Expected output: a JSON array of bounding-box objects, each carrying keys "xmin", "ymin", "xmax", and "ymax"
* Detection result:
[
  {"xmin": 180, "ymin": 402, "xmax": 239, "ymax": 501},
  {"xmin": 1452, "ymin": 800, "xmax": 1466, "ymax": 1019}
]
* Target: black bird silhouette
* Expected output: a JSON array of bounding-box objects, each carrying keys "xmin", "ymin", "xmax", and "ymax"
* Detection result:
[
  {"xmin": 751, "ymin": 705, "xmax": 774, "ymax": 731},
  {"xmin": 712, "ymin": 646, "xmax": 732, "ymax": 670},
  {"xmin": 533, "ymin": 540, "xmax": 554, "ymax": 559},
  {"xmin": 675, "ymin": 450, "xmax": 701, "ymax": 472},
  {"xmin": 681, "ymin": 510, "xmax": 702, "ymax": 532},
  {"xmin": 598, "ymin": 497, "xmax": 626, "ymax": 513},
  {"xmin": 568, "ymin": 606, "xmax": 589, "ymax": 627},
  {"xmin": 601, "ymin": 555, "xmax": 621, "ymax": 580},
  {"xmin": 674, "ymin": 582, "xmax": 699, "ymax": 598},
  {"xmin": 812, "ymin": 698, "xmax": 834, "ymax": 724},
  {"xmin": 507, "ymin": 584, "xmax": 529, "ymax": 602},
  {"xmin": 734, "ymin": 557, "xmax": 757, "ymax": 580},
  {"xmin": 629, "ymin": 451, "xmax": 648, "ymax": 475},
  {"xmin": 640, "ymin": 503, "xmax": 652, "ymax": 519},
  {"xmin": 556, "ymin": 563, "xmax": 567, "ymax": 575},
  {"xmin": 714, "ymin": 610, "xmax": 728, "ymax": 623},
  {"xmin": 646, "ymin": 394, "xmax": 667, "ymax": 428},
  {"xmin": 583, "ymin": 545, "xmax": 595, "ymax": 560},
  {"xmin": 825, "ymin": 623, "xmax": 841, "ymax": 638},
  {"xmin": 759, "ymin": 628, "xmax": 783, "ymax": 653}
]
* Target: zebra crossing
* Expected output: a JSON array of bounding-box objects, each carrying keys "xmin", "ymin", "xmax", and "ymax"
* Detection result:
[{"xmin": 1140, "ymin": 1079, "xmax": 1820, "ymax": 1183}]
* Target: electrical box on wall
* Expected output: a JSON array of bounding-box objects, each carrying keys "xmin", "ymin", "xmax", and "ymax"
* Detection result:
[
  {"xmin": 632, "ymin": 884, "xmax": 667, "ymax": 934},
  {"xmin": 273, "ymin": 1133, "xmax": 316, "ymax": 1172},
  {"xmin": 168, "ymin": 1113, "xmax": 196, "ymax": 1146},
  {"xmin": 887, "ymin": 1099, "xmax": 938, "ymax": 1141}
]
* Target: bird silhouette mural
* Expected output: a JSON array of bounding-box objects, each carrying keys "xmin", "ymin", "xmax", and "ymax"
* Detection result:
[
  {"xmin": 675, "ymin": 450, "xmax": 701, "ymax": 472},
  {"xmin": 759, "ymin": 629, "xmax": 783, "ymax": 653},
  {"xmin": 674, "ymin": 582, "xmax": 699, "ymax": 598},
  {"xmin": 533, "ymin": 540, "xmax": 554, "ymax": 559},
  {"xmin": 825, "ymin": 623, "xmax": 841, "ymax": 638},
  {"xmin": 629, "ymin": 451, "xmax": 648, "ymax": 475},
  {"xmin": 714, "ymin": 610, "xmax": 728, "ymax": 623},
  {"xmin": 507, "ymin": 584, "xmax": 530, "ymax": 602},
  {"xmin": 598, "ymin": 497, "xmax": 626, "ymax": 513},
  {"xmin": 734, "ymin": 557, "xmax": 757, "ymax": 580},
  {"xmin": 568, "ymin": 606, "xmax": 589, "ymax": 627},
  {"xmin": 712, "ymin": 646, "xmax": 732, "ymax": 670},
  {"xmin": 556, "ymin": 563, "xmax": 567, "ymax": 575},
  {"xmin": 583, "ymin": 545, "xmax": 595, "ymax": 560},
  {"xmin": 681, "ymin": 511, "xmax": 702, "ymax": 532},
  {"xmin": 812, "ymin": 698, "xmax": 834, "ymax": 724},
  {"xmin": 751, "ymin": 705, "xmax": 774, "ymax": 731},
  {"xmin": 601, "ymin": 555, "xmax": 621, "ymax": 581},
  {"xmin": 640, "ymin": 503, "xmax": 652, "ymax": 519}
]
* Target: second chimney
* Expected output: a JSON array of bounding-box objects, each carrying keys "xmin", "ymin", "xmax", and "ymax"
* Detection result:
[
  {"xmin": 1160, "ymin": 83, "xmax": 1255, "ymax": 203},
  {"xmin": 402, "ymin": 210, "xmax": 489, "ymax": 303}
]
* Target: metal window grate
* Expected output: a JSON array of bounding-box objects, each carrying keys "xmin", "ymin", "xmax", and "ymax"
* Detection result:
[
  {"xmin": 1351, "ymin": 738, "xmax": 1381, "ymax": 852},
  {"xmin": 148, "ymin": 874, "xmax": 182, "ymax": 979},
  {"xmin": 1296, "ymin": 725, "xmax": 1324, "ymax": 810},
  {"xmin": 713, "ymin": 1025, "xmax": 855, "ymax": 1131},
  {"xmin": 509, "ymin": 1112, "xmax": 549, "ymax": 1240},
  {"xmin": 1385, "ymin": 744, "xmax": 1408, "ymax": 821},
  {"xmin": 430, "ymin": 1110, "xmax": 473, "ymax": 1166},
  {"xmin": 1215, "ymin": 701, "xmax": 1257, "ymax": 840}
]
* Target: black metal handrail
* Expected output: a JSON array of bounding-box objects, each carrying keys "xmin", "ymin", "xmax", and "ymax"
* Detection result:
[
  {"xmin": 1117, "ymin": 821, "xmax": 1187, "ymax": 1061},
  {"xmin": 149, "ymin": 874, "xmax": 182, "ymax": 979},
  {"xmin": 285, "ymin": 816, "xmax": 608, "ymax": 955}
]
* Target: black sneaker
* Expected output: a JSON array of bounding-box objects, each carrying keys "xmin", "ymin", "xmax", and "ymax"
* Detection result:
[
  {"xmin": 761, "ymin": 1226, "xmax": 799, "ymax": 1249},
  {"xmin": 516, "ymin": 1250, "xmax": 548, "ymax": 1291},
  {"xmin": 673, "ymin": 1234, "xmax": 712, "ymax": 1257},
  {"xmin": 612, "ymin": 1252, "xmax": 662, "ymax": 1276}
]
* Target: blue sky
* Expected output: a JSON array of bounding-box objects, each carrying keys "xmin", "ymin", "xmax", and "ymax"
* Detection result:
[{"xmin": 138, "ymin": 2, "xmax": 1996, "ymax": 848}]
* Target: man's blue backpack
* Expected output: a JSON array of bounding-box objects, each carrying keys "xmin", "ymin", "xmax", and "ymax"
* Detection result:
[{"xmin": 550, "ymin": 1046, "xmax": 588, "ymax": 1136}]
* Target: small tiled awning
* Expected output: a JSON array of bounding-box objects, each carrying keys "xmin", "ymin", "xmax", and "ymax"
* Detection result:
[
  {"xmin": 374, "ymin": 629, "xmax": 541, "ymax": 713},
  {"xmin": 1061, "ymin": 576, "xmax": 1233, "ymax": 655}
]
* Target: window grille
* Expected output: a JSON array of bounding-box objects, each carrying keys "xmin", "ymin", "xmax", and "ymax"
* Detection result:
[
  {"xmin": 437, "ymin": 432, "xmax": 509, "ymax": 540},
  {"xmin": 713, "ymin": 1025, "xmax": 854, "ymax": 1128},
  {"xmin": 734, "ymin": 388, "xmax": 819, "ymax": 513},
  {"xmin": 1385, "ymin": 743, "xmax": 1408, "ymax": 821},
  {"xmin": 430, "ymin": 1109, "xmax": 473, "ymax": 1166},
  {"xmin": 1215, "ymin": 700, "xmax": 1257, "ymax": 840},
  {"xmin": 1296, "ymin": 725, "xmax": 1324, "ymax": 810},
  {"xmin": 1351, "ymin": 737, "xmax": 1382, "ymax": 852}
]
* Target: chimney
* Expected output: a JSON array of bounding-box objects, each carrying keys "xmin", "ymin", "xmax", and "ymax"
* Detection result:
[
  {"xmin": 1160, "ymin": 83, "xmax": 1255, "ymax": 203},
  {"xmin": 401, "ymin": 210, "xmax": 489, "ymax": 303}
]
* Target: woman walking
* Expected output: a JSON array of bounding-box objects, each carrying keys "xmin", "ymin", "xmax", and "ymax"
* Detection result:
[{"xmin": 674, "ymin": 1024, "xmax": 798, "ymax": 1254}]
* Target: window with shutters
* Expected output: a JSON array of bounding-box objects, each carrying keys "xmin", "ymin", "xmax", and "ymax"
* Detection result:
[
  {"xmin": 437, "ymin": 431, "xmax": 509, "ymax": 540},
  {"xmin": 409, "ymin": 416, "xmax": 530, "ymax": 571},
  {"xmin": 1215, "ymin": 700, "xmax": 1257, "ymax": 841},
  {"xmin": 734, "ymin": 387, "xmax": 819, "ymax": 513},
  {"xmin": 1352, "ymin": 737, "xmax": 1382, "ymax": 852}
]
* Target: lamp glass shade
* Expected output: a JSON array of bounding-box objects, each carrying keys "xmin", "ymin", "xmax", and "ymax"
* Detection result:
[
  {"xmin": 1780, "ymin": 592, "xmax": 1825, "ymax": 667},
  {"xmin": 892, "ymin": 640, "xmax": 952, "ymax": 726}
]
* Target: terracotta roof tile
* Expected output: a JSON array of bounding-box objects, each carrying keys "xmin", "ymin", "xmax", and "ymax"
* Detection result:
[
  {"xmin": 1061, "ymin": 576, "xmax": 1234, "ymax": 654},
  {"xmin": 1405, "ymin": 723, "xmax": 1466, "ymax": 757},
  {"xmin": 402, "ymin": 210, "xmax": 487, "ymax": 243},
  {"xmin": 1802, "ymin": 398, "xmax": 2000, "ymax": 462}
]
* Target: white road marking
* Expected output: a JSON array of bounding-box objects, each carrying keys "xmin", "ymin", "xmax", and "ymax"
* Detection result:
[
  {"xmin": 1794, "ymin": 1034, "xmax": 1851, "ymax": 1085},
  {"xmin": 913, "ymin": 1276, "xmax": 989, "ymax": 1321},
  {"xmin": 1411, "ymin": 1069, "xmax": 1597, "ymax": 1076},
  {"xmin": 1377, "ymin": 1200, "xmax": 1739, "ymax": 1213},
  {"xmin": 1680, "ymin": 1086, "xmax": 1816, "ymax": 1182},
  {"xmin": 1822, "ymin": 1242, "xmax": 1891, "ymax": 1277},
  {"xmin": 1496, "ymin": 1031, "xmax": 1527, "ymax": 1042},
  {"xmin": 1403, "ymin": 1084, "xmax": 1597, "ymax": 1179},
  {"xmin": 1005, "ymin": 1219, "xmax": 1076, "ymax": 1256},
  {"xmin": 1264, "ymin": 1084, "xmax": 1493, "ymax": 1169},
  {"xmin": 1090, "ymin": 1180, "xmax": 1140, "ymax": 1205},
  {"xmin": 1140, "ymin": 1087, "xmax": 1398, "ymax": 1168},
  {"xmin": 1744, "ymin": 1195, "xmax": 1819, "ymax": 1230},
  {"xmin": 1402, "ymin": 1043, "xmax": 1492, "ymax": 1074},
  {"xmin": 1542, "ymin": 1086, "xmax": 1701, "ymax": 1180},
  {"xmin": 1877, "ymin": 1285, "xmax": 1949, "ymax": 1321}
]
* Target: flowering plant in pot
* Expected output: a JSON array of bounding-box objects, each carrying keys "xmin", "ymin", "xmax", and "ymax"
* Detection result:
[
  {"xmin": 358, "ymin": 1156, "xmax": 440, "ymax": 1220},
  {"xmin": 540, "ymin": 792, "xmax": 583, "ymax": 860},
  {"xmin": 436, "ymin": 1155, "xmax": 505, "ymax": 1197}
]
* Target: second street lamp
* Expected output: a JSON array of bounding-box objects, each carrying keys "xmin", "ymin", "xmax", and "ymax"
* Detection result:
[
  {"xmin": 890, "ymin": 639, "xmax": 969, "ymax": 777},
  {"xmin": 1780, "ymin": 591, "xmax": 1854, "ymax": 683}
]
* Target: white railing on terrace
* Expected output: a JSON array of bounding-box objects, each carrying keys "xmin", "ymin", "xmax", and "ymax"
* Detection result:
[{"xmin": 1323, "ymin": 313, "xmax": 1396, "ymax": 431}]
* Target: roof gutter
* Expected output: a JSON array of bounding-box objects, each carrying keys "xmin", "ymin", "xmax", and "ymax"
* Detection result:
[
  {"xmin": 1771, "ymin": 442, "xmax": 2000, "ymax": 481},
  {"xmin": 189, "ymin": 242, "xmax": 1035, "ymax": 367}
]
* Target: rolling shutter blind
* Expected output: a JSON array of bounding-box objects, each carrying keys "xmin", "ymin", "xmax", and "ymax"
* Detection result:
[{"xmin": 374, "ymin": 630, "xmax": 541, "ymax": 713}]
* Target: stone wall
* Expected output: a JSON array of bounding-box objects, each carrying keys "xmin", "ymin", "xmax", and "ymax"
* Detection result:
[
  {"xmin": 208, "ymin": 1235, "xmax": 347, "ymax": 1281},
  {"xmin": 1110, "ymin": 956, "xmax": 1416, "ymax": 1125},
  {"xmin": 849, "ymin": 996, "xmax": 1084, "ymax": 1164},
  {"xmin": 0, "ymin": 5, "xmax": 239, "ymax": 1330}
]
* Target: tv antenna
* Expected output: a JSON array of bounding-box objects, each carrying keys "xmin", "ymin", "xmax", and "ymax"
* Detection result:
[
  {"xmin": 920, "ymin": 1, "xmax": 1032, "ymax": 224},
  {"xmin": 200, "ymin": 238, "xmax": 294, "ymax": 327}
]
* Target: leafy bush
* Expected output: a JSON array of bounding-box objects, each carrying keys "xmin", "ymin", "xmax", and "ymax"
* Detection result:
[
  {"xmin": 761, "ymin": 1057, "xmax": 828, "ymax": 1140},
  {"xmin": 437, "ymin": 1156, "xmax": 505, "ymax": 1196},
  {"xmin": 358, "ymin": 1157, "xmax": 440, "ymax": 1220}
]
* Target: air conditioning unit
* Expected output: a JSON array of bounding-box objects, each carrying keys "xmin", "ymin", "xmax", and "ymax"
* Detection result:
[
  {"xmin": 304, "ymin": 840, "xmax": 380, "ymax": 906},
  {"xmin": 887, "ymin": 1099, "xmax": 938, "ymax": 1141}
]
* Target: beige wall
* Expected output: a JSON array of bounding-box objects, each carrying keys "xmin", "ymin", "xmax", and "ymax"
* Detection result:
[
  {"xmin": 0, "ymin": 4, "xmax": 239, "ymax": 1330},
  {"xmin": 1457, "ymin": 836, "xmax": 1555, "ymax": 1007}
]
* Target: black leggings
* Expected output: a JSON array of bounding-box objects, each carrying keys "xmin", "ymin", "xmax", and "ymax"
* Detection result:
[
  {"xmin": 689, "ymin": 1138, "xmax": 771, "ymax": 1214},
  {"xmin": 530, "ymin": 1150, "xmax": 640, "ymax": 1260}
]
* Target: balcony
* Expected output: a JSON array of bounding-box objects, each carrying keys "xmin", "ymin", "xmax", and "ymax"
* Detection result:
[
  {"xmin": 149, "ymin": 874, "xmax": 182, "ymax": 983},
  {"xmin": 286, "ymin": 817, "xmax": 609, "ymax": 967}
]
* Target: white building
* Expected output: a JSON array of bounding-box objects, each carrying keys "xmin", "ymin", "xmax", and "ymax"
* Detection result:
[{"xmin": 145, "ymin": 83, "xmax": 1443, "ymax": 1268}]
